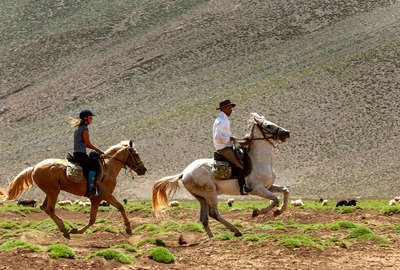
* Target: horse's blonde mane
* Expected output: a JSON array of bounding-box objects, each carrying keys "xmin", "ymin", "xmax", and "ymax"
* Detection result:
[{"xmin": 104, "ymin": 140, "xmax": 136, "ymax": 155}]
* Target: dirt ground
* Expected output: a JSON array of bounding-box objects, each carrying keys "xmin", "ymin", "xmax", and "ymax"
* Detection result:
[{"xmin": 0, "ymin": 205, "xmax": 400, "ymax": 270}]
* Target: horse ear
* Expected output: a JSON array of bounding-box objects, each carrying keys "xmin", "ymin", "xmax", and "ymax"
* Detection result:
[{"xmin": 129, "ymin": 140, "xmax": 133, "ymax": 147}]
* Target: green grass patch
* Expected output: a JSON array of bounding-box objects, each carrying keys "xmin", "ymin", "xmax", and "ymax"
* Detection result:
[
  {"xmin": 212, "ymin": 232, "xmax": 235, "ymax": 241},
  {"xmin": 133, "ymin": 224, "xmax": 161, "ymax": 234},
  {"xmin": 88, "ymin": 248, "xmax": 134, "ymax": 264},
  {"xmin": 182, "ymin": 222, "xmax": 204, "ymax": 232},
  {"xmin": 91, "ymin": 225, "xmax": 123, "ymax": 234},
  {"xmin": 95, "ymin": 218, "xmax": 112, "ymax": 224},
  {"xmin": 242, "ymin": 233, "xmax": 270, "ymax": 242},
  {"xmin": 299, "ymin": 224, "xmax": 326, "ymax": 232},
  {"xmin": 383, "ymin": 225, "xmax": 400, "ymax": 234},
  {"xmin": 112, "ymin": 244, "xmax": 137, "ymax": 252},
  {"xmin": 323, "ymin": 237, "xmax": 349, "ymax": 248},
  {"xmin": 346, "ymin": 225, "xmax": 389, "ymax": 244},
  {"xmin": 148, "ymin": 247, "xmax": 174, "ymax": 264},
  {"xmin": 46, "ymin": 244, "xmax": 75, "ymax": 258},
  {"xmin": 137, "ymin": 238, "xmax": 166, "ymax": 247},
  {"xmin": 160, "ymin": 221, "xmax": 181, "ymax": 232},
  {"xmin": 0, "ymin": 239, "xmax": 43, "ymax": 252},
  {"xmin": 275, "ymin": 234, "xmax": 324, "ymax": 250},
  {"xmin": 328, "ymin": 220, "xmax": 358, "ymax": 231},
  {"xmin": 0, "ymin": 203, "xmax": 41, "ymax": 216},
  {"xmin": 381, "ymin": 206, "xmax": 400, "ymax": 216}
]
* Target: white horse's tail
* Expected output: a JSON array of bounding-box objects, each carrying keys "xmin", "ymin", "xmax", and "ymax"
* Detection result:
[
  {"xmin": 152, "ymin": 173, "xmax": 182, "ymax": 216},
  {"xmin": 0, "ymin": 167, "xmax": 34, "ymax": 201}
]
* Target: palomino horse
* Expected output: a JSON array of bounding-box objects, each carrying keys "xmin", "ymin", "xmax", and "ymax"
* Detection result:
[
  {"xmin": 0, "ymin": 140, "xmax": 146, "ymax": 239},
  {"xmin": 152, "ymin": 113, "xmax": 290, "ymax": 237}
]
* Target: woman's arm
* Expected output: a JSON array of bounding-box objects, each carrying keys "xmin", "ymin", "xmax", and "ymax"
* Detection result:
[{"xmin": 82, "ymin": 130, "xmax": 104, "ymax": 154}]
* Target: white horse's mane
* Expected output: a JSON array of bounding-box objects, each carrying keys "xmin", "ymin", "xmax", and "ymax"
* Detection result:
[
  {"xmin": 249, "ymin": 112, "xmax": 265, "ymax": 125},
  {"xmin": 243, "ymin": 113, "xmax": 265, "ymax": 138}
]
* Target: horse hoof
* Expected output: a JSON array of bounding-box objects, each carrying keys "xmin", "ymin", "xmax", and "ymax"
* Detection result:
[
  {"xmin": 63, "ymin": 232, "xmax": 70, "ymax": 239},
  {"xmin": 234, "ymin": 231, "xmax": 242, "ymax": 237},
  {"xmin": 273, "ymin": 210, "xmax": 282, "ymax": 217},
  {"xmin": 252, "ymin": 209, "xmax": 259, "ymax": 217},
  {"xmin": 126, "ymin": 228, "xmax": 132, "ymax": 235}
]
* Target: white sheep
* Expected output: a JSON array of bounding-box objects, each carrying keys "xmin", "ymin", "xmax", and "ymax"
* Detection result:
[
  {"xmin": 290, "ymin": 199, "xmax": 304, "ymax": 207},
  {"xmin": 321, "ymin": 199, "xmax": 328, "ymax": 206},
  {"xmin": 389, "ymin": 199, "xmax": 397, "ymax": 206},
  {"xmin": 78, "ymin": 201, "xmax": 91, "ymax": 207},
  {"xmin": 169, "ymin": 201, "xmax": 180, "ymax": 207},
  {"xmin": 58, "ymin": 200, "xmax": 72, "ymax": 206}
]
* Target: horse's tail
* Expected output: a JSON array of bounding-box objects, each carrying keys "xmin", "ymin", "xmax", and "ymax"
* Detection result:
[
  {"xmin": 0, "ymin": 167, "xmax": 34, "ymax": 201},
  {"xmin": 152, "ymin": 173, "xmax": 183, "ymax": 217}
]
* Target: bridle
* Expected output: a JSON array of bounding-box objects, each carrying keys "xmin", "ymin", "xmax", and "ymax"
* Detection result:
[
  {"xmin": 242, "ymin": 123, "xmax": 280, "ymax": 148},
  {"xmin": 102, "ymin": 146, "xmax": 143, "ymax": 171}
]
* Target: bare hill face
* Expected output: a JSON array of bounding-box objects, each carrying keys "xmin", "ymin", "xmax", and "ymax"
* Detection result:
[{"xmin": 0, "ymin": 0, "xmax": 399, "ymax": 200}]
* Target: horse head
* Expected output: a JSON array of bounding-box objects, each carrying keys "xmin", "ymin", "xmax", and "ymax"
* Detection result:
[
  {"xmin": 124, "ymin": 140, "xmax": 147, "ymax": 175},
  {"xmin": 250, "ymin": 113, "xmax": 290, "ymax": 142},
  {"xmin": 106, "ymin": 140, "xmax": 147, "ymax": 175}
]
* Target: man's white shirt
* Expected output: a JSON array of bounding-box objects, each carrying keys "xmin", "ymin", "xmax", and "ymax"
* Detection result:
[{"xmin": 213, "ymin": 111, "xmax": 233, "ymax": 150}]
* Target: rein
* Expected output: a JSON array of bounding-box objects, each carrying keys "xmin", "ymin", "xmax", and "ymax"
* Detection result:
[
  {"xmin": 241, "ymin": 124, "xmax": 278, "ymax": 148},
  {"xmin": 102, "ymin": 147, "xmax": 142, "ymax": 171}
]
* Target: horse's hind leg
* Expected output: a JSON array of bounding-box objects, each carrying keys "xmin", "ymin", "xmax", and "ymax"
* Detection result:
[
  {"xmin": 70, "ymin": 196, "xmax": 101, "ymax": 234},
  {"xmin": 268, "ymin": 184, "xmax": 289, "ymax": 216},
  {"xmin": 43, "ymin": 192, "xmax": 70, "ymax": 239},
  {"xmin": 192, "ymin": 194, "xmax": 213, "ymax": 237},
  {"xmin": 40, "ymin": 196, "xmax": 48, "ymax": 211},
  {"xmin": 206, "ymin": 194, "xmax": 242, "ymax": 237}
]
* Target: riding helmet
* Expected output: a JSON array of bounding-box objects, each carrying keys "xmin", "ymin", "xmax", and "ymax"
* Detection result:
[{"xmin": 79, "ymin": 109, "xmax": 94, "ymax": 120}]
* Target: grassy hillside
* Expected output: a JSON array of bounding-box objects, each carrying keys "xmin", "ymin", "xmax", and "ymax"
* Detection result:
[{"xmin": 0, "ymin": 0, "xmax": 399, "ymax": 200}]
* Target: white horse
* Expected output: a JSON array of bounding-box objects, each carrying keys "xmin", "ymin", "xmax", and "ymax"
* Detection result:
[{"xmin": 152, "ymin": 113, "xmax": 290, "ymax": 237}]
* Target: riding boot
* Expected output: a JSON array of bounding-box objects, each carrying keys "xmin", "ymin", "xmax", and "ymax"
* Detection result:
[
  {"xmin": 87, "ymin": 170, "xmax": 97, "ymax": 195},
  {"xmin": 236, "ymin": 168, "xmax": 252, "ymax": 195}
]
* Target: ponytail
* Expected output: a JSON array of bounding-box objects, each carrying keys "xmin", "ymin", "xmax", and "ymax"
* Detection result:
[{"xmin": 69, "ymin": 117, "xmax": 83, "ymax": 128}]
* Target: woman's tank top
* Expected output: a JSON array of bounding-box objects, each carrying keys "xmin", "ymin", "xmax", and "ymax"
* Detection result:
[{"xmin": 74, "ymin": 125, "xmax": 88, "ymax": 153}]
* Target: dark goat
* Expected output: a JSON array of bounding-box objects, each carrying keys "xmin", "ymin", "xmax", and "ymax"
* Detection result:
[
  {"xmin": 99, "ymin": 201, "xmax": 110, "ymax": 207},
  {"xmin": 123, "ymin": 199, "xmax": 128, "ymax": 205},
  {"xmin": 335, "ymin": 200, "xmax": 348, "ymax": 207},
  {"xmin": 347, "ymin": 199, "xmax": 357, "ymax": 206},
  {"xmin": 17, "ymin": 199, "xmax": 37, "ymax": 207}
]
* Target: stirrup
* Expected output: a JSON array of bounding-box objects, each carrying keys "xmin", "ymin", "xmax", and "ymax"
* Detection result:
[{"xmin": 240, "ymin": 186, "xmax": 252, "ymax": 195}]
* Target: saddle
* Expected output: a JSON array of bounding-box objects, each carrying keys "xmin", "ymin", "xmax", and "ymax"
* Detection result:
[
  {"xmin": 212, "ymin": 146, "xmax": 251, "ymax": 180},
  {"xmin": 65, "ymin": 152, "xmax": 104, "ymax": 184}
]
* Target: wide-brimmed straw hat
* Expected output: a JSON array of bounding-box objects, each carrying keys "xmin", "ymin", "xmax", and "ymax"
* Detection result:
[{"xmin": 216, "ymin": 99, "xmax": 236, "ymax": 110}]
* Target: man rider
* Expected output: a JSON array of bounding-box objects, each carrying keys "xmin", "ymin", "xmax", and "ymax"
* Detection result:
[{"xmin": 213, "ymin": 100, "xmax": 251, "ymax": 195}]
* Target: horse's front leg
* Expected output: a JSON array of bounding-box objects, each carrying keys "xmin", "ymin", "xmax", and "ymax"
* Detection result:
[
  {"xmin": 268, "ymin": 184, "xmax": 290, "ymax": 217},
  {"xmin": 69, "ymin": 197, "xmax": 101, "ymax": 234},
  {"xmin": 98, "ymin": 184, "xmax": 131, "ymax": 235},
  {"xmin": 250, "ymin": 185, "xmax": 280, "ymax": 217}
]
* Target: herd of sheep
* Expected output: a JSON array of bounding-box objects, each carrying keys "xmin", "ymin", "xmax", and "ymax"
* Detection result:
[{"xmin": 8, "ymin": 197, "xmax": 400, "ymax": 208}]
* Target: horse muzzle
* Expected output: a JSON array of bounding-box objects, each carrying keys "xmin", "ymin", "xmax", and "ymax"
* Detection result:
[
  {"xmin": 137, "ymin": 167, "xmax": 147, "ymax": 175},
  {"xmin": 280, "ymin": 130, "xmax": 290, "ymax": 142}
]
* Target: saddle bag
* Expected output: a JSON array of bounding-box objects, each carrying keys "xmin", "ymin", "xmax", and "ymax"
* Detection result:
[
  {"xmin": 212, "ymin": 152, "xmax": 232, "ymax": 180},
  {"xmin": 66, "ymin": 162, "xmax": 86, "ymax": 184}
]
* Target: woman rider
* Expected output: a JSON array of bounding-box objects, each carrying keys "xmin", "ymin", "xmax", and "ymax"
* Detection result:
[{"xmin": 70, "ymin": 109, "xmax": 104, "ymax": 196}]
